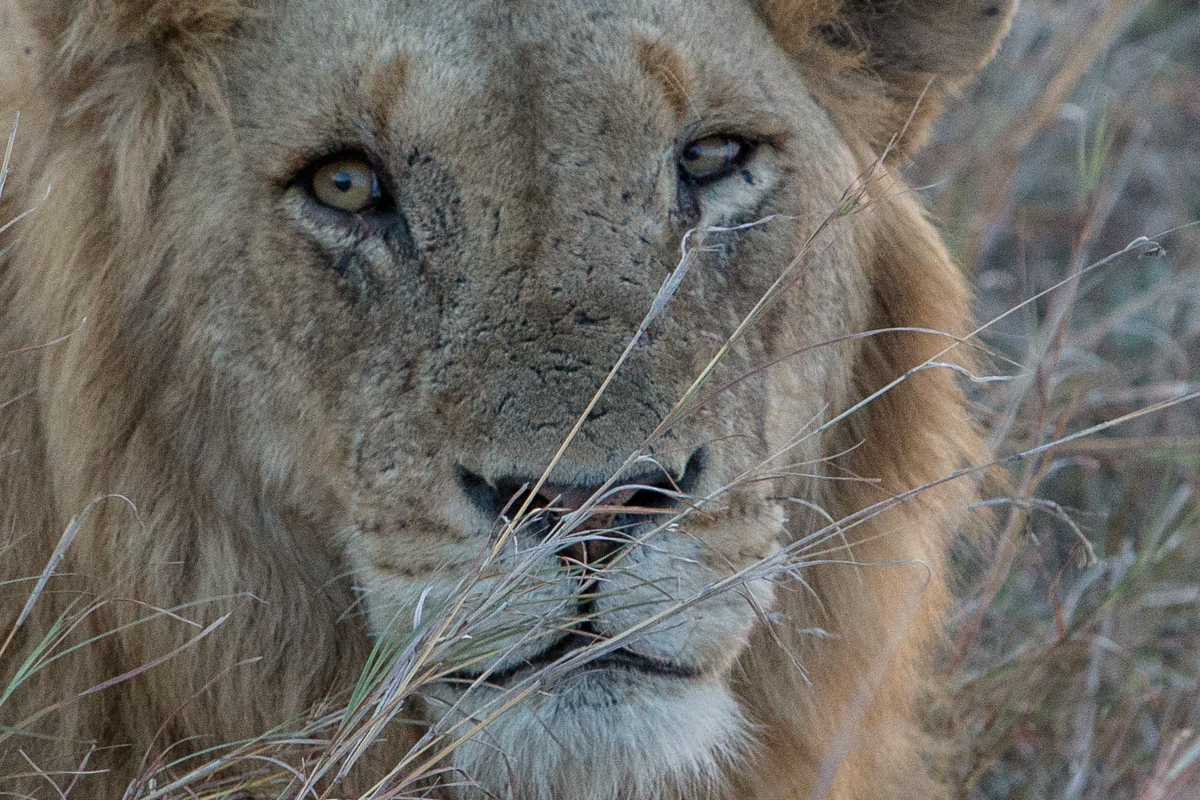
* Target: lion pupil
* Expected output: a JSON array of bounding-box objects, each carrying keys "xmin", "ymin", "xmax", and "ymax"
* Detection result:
[{"xmin": 333, "ymin": 172, "xmax": 354, "ymax": 192}]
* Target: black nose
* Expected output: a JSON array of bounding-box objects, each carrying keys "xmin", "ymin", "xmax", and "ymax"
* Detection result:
[{"xmin": 455, "ymin": 449, "xmax": 705, "ymax": 565}]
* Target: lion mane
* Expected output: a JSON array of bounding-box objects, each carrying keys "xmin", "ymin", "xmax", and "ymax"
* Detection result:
[{"xmin": 1, "ymin": 1, "xmax": 1015, "ymax": 798}]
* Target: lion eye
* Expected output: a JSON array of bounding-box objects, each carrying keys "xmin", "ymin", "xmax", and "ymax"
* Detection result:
[
  {"xmin": 311, "ymin": 157, "xmax": 381, "ymax": 213},
  {"xmin": 678, "ymin": 135, "xmax": 748, "ymax": 184}
]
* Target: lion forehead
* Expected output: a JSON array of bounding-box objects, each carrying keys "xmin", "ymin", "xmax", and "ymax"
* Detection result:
[{"xmin": 232, "ymin": 0, "xmax": 829, "ymax": 167}]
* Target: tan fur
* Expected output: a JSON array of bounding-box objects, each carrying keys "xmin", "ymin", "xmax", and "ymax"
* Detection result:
[{"xmin": 0, "ymin": 0, "xmax": 1015, "ymax": 798}]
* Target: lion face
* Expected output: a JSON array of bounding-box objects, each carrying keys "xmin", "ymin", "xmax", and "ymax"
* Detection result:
[
  {"xmin": 2, "ymin": 0, "xmax": 1017, "ymax": 796},
  {"xmin": 170, "ymin": 0, "xmax": 871, "ymax": 791}
]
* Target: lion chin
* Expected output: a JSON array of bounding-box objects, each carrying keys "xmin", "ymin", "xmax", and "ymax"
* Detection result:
[
  {"xmin": 433, "ymin": 672, "xmax": 748, "ymax": 800},
  {"xmin": 0, "ymin": 0, "xmax": 1016, "ymax": 798}
]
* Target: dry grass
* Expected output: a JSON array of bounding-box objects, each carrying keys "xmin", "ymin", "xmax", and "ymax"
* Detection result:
[
  {"xmin": 3, "ymin": 0, "xmax": 1200, "ymax": 797},
  {"xmin": 914, "ymin": 0, "xmax": 1200, "ymax": 797}
]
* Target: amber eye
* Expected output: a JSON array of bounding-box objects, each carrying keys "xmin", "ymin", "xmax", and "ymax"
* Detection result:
[
  {"xmin": 310, "ymin": 157, "xmax": 381, "ymax": 212},
  {"xmin": 678, "ymin": 135, "xmax": 748, "ymax": 184}
]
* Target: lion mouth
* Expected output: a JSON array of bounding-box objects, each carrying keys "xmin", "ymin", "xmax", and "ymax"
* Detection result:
[
  {"xmin": 444, "ymin": 451, "xmax": 711, "ymax": 689},
  {"xmin": 460, "ymin": 629, "xmax": 702, "ymax": 686}
]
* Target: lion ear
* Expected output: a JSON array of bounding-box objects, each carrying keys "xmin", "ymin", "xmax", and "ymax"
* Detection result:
[{"xmin": 751, "ymin": 0, "xmax": 1018, "ymax": 155}]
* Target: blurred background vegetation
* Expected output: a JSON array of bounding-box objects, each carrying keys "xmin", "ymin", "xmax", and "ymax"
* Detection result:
[{"xmin": 911, "ymin": 0, "xmax": 1200, "ymax": 797}]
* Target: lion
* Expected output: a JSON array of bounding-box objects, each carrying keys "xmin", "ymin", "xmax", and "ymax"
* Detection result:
[{"xmin": 0, "ymin": 0, "xmax": 1016, "ymax": 797}]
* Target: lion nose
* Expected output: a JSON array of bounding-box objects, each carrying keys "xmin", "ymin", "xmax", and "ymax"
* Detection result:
[
  {"xmin": 455, "ymin": 449, "xmax": 706, "ymax": 564},
  {"xmin": 486, "ymin": 479, "xmax": 644, "ymax": 566},
  {"xmin": 535, "ymin": 483, "xmax": 637, "ymax": 566},
  {"xmin": 456, "ymin": 466, "xmax": 696, "ymax": 566}
]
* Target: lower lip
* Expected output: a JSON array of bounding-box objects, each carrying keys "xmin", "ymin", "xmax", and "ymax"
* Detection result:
[
  {"xmin": 468, "ymin": 648, "xmax": 699, "ymax": 687},
  {"xmin": 578, "ymin": 649, "xmax": 698, "ymax": 679}
]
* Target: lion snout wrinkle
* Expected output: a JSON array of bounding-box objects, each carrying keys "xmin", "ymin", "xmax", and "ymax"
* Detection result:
[{"xmin": 1, "ymin": 0, "xmax": 1016, "ymax": 798}]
